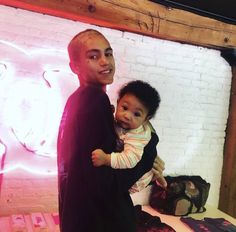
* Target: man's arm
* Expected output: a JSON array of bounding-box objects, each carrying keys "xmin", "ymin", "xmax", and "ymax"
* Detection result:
[
  {"xmin": 91, "ymin": 134, "xmax": 163, "ymax": 193},
  {"xmin": 112, "ymin": 132, "xmax": 159, "ymax": 193},
  {"xmin": 91, "ymin": 143, "xmax": 144, "ymax": 168},
  {"xmin": 66, "ymin": 87, "xmax": 159, "ymax": 195}
]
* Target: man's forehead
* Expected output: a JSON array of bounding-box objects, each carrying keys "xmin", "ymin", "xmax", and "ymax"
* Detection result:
[
  {"xmin": 77, "ymin": 31, "xmax": 105, "ymax": 43},
  {"xmin": 77, "ymin": 34, "xmax": 111, "ymax": 51}
]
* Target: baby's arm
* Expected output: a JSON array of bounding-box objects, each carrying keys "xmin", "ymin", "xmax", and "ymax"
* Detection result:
[
  {"xmin": 92, "ymin": 149, "xmax": 111, "ymax": 167},
  {"xmin": 91, "ymin": 142, "xmax": 142, "ymax": 169},
  {"xmin": 111, "ymin": 143, "xmax": 142, "ymax": 169},
  {"xmin": 92, "ymin": 129, "xmax": 149, "ymax": 169}
]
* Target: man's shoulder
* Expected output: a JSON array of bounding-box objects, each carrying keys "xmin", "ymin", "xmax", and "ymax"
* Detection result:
[
  {"xmin": 78, "ymin": 85, "xmax": 105, "ymax": 96},
  {"xmin": 69, "ymin": 86, "xmax": 108, "ymax": 103}
]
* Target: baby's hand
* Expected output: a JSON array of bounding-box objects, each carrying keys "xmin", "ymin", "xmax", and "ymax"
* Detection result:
[{"xmin": 91, "ymin": 149, "xmax": 108, "ymax": 167}]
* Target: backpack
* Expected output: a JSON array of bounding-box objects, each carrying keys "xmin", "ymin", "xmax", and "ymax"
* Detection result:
[{"xmin": 149, "ymin": 175, "xmax": 210, "ymax": 216}]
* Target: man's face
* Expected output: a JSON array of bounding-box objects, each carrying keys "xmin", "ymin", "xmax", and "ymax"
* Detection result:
[{"xmin": 71, "ymin": 32, "xmax": 115, "ymax": 88}]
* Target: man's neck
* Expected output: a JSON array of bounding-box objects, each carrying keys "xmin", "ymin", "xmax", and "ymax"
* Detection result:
[{"xmin": 80, "ymin": 81, "xmax": 106, "ymax": 92}]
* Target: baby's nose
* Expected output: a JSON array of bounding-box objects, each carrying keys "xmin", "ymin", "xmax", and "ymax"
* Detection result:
[{"xmin": 124, "ymin": 112, "xmax": 131, "ymax": 120}]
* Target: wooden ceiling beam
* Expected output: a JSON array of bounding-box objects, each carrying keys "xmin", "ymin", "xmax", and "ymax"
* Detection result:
[{"xmin": 0, "ymin": 0, "xmax": 236, "ymax": 49}]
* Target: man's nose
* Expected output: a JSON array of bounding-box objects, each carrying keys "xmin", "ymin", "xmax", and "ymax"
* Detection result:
[{"xmin": 99, "ymin": 55, "xmax": 109, "ymax": 65}]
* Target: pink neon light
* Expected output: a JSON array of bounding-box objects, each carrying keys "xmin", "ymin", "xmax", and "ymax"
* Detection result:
[
  {"xmin": 0, "ymin": 40, "xmax": 79, "ymax": 175},
  {"xmin": 4, "ymin": 81, "xmax": 60, "ymax": 158},
  {"xmin": 0, "ymin": 140, "xmax": 6, "ymax": 158},
  {"xmin": 0, "ymin": 63, "xmax": 7, "ymax": 80},
  {"xmin": 0, "ymin": 163, "xmax": 57, "ymax": 175}
]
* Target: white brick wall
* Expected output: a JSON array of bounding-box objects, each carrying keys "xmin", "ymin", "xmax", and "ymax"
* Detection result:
[{"xmin": 0, "ymin": 5, "xmax": 232, "ymax": 215}]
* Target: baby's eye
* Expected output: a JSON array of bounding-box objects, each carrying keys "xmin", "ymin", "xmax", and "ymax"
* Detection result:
[
  {"xmin": 134, "ymin": 112, "xmax": 141, "ymax": 117},
  {"xmin": 122, "ymin": 106, "xmax": 128, "ymax": 111}
]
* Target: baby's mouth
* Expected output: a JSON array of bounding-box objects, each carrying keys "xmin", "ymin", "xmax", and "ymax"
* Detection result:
[{"xmin": 117, "ymin": 120, "xmax": 130, "ymax": 129}]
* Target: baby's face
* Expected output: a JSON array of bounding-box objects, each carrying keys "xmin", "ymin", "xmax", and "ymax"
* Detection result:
[
  {"xmin": 72, "ymin": 32, "xmax": 115, "ymax": 88},
  {"xmin": 115, "ymin": 93, "xmax": 149, "ymax": 130}
]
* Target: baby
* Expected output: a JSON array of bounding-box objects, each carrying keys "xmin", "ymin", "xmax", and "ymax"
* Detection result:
[{"xmin": 92, "ymin": 80, "xmax": 161, "ymax": 193}]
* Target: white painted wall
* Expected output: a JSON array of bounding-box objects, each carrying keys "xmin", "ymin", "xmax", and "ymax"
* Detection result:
[{"xmin": 0, "ymin": 5, "xmax": 232, "ymax": 215}]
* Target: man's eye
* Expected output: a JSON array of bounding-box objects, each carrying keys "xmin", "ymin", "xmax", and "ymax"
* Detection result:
[
  {"xmin": 106, "ymin": 52, "xmax": 113, "ymax": 57},
  {"xmin": 122, "ymin": 106, "xmax": 128, "ymax": 110},
  {"xmin": 89, "ymin": 55, "xmax": 98, "ymax": 60},
  {"xmin": 134, "ymin": 112, "xmax": 141, "ymax": 117}
]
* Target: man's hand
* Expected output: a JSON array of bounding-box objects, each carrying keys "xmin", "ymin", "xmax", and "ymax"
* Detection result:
[
  {"xmin": 92, "ymin": 149, "xmax": 110, "ymax": 167},
  {"xmin": 152, "ymin": 156, "xmax": 167, "ymax": 188}
]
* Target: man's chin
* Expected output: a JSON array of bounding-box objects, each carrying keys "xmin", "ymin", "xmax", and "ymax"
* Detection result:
[
  {"xmin": 100, "ymin": 77, "xmax": 113, "ymax": 85},
  {"xmin": 106, "ymin": 77, "xmax": 114, "ymax": 84}
]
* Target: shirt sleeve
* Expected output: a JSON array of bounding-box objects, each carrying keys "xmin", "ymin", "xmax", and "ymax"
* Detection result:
[{"xmin": 111, "ymin": 127, "xmax": 151, "ymax": 169}]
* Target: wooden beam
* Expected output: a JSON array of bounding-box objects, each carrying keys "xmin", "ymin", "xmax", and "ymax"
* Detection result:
[
  {"xmin": 219, "ymin": 50, "xmax": 236, "ymax": 217},
  {"xmin": 219, "ymin": 66, "xmax": 236, "ymax": 217},
  {"xmin": 0, "ymin": 0, "xmax": 236, "ymax": 49}
]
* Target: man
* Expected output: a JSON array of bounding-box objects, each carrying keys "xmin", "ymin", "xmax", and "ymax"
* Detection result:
[{"xmin": 57, "ymin": 29, "xmax": 165, "ymax": 232}]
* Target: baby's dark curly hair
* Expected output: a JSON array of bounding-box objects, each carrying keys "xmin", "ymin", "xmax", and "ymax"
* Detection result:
[{"xmin": 118, "ymin": 80, "xmax": 161, "ymax": 118}]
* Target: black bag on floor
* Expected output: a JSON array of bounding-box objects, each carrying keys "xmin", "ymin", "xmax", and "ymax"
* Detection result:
[{"xmin": 149, "ymin": 175, "xmax": 210, "ymax": 216}]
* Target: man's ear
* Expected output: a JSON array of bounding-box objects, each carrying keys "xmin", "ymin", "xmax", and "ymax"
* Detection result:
[{"xmin": 69, "ymin": 61, "xmax": 80, "ymax": 75}]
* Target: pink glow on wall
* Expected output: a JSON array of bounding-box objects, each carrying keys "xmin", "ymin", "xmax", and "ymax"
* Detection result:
[
  {"xmin": 0, "ymin": 40, "xmax": 79, "ymax": 175},
  {"xmin": 0, "ymin": 163, "xmax": 57, "ymax": 175},
  {"xmin": 4, "ymin": 81, "xmax": 60, "ymax": 157},
  {"xmin": 0, "ymin": 140, "xmax": 6, "ymax": 158}
]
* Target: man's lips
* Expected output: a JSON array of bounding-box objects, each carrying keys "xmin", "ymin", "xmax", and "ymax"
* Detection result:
[{"xmin": 99, "ymin": 68, "xmax": 113, "ymax": 74}]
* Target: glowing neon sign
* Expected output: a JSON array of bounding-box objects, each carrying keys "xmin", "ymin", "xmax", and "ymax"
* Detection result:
[
  {"xmin": 0, "ymin": 140, "xmax": 6, "ymax": 159},
  {"xmin": 0, "ymin": 40, "xmax": 79, "ymax": 175}
]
